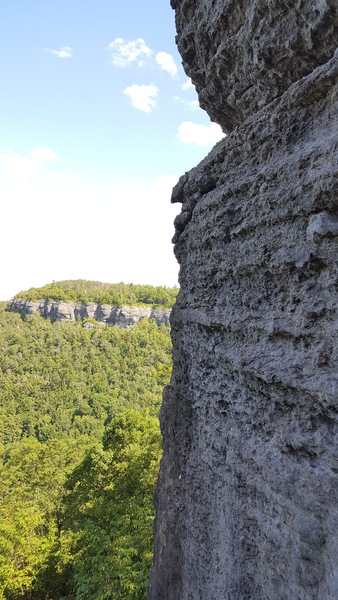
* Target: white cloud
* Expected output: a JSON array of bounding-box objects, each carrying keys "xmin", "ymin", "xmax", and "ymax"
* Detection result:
[
  {"xmin": 30, "ymin": 146, "xmax": 59, "ymax": 163},
  {"xmin": 45, "ymin": 46, "xmax": 73, "ymax": 58},
  {"xmin": 108, "ymin": 38, "xmax": 179, "ymax": 78},
  {"xmin": 155, "ymin": 52, "xmax": 178, "ymax": 77},
  {"xmin": 174, "ymin": 96, "xmax": 200, "ymax": 111},
  {"xmin": 0, "ymin": 148, "xmax": 179, "ymax": 300},
  {"xmin": 188, "ymin": 100, "xmax": 199, "ymax": 110},
  {"xmin": 124, "ymin": 84, "xmax": 158, "ymax": 112},
  {"xmin": 0, "ymin": 147, "xmax": 85, "ymax": 181},
  {"xmin": 178, "ymin": 121, "xmax": 225, "ymax": 146},
  {"xmin": 109, "ymin": 38, "xmax": 152, "ymax": 67},
  {"xmin": 182, "ymin": 78, "xmax": 194, "ymax": 91}
]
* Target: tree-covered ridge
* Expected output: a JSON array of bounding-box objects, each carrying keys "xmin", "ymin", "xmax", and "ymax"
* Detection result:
[
  {"xmin": 0, "ymin": 308, "xmax": 171, "ymax": 448},
  {"xmin": 14, "ymin": 280, "xmax": 179, "ymax": 308},
  {"xmin": 0, "ymin": 302, "xmax": 171, "ymax": 599}
]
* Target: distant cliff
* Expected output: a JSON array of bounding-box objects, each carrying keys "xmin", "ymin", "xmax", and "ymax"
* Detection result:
[{"xmin": 10, "ymin": 300, "xmax": 171, "ymax": 328}]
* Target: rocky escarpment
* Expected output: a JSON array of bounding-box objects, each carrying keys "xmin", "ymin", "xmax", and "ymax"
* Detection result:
[
  {"xmin": 149, "ymin": 2, "xmax": 338, "ymax": 600},
  {"xmin": 10, "ymin": 300, "xmax": 170, "ymax": 328}
]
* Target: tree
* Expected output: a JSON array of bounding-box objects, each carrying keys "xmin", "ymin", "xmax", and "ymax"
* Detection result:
[
  {"xmin": 62, "ymin": 411, "xmax": 162, "ymax": 600},
  {"xmin": 0, "ymin": 438, "xmax": 88, "ymax": 600}
]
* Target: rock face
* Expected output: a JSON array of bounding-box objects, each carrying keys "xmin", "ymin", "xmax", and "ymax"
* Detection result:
[
  {"xmin": 171, "ymin": 0, "xmax": 338, "ymax": 132},
  {"xmin": 149, "ymin": 2, "xmax": 338, "ymax": 599},
  {"xmin": 10, "ymin": 300, "xmax": 170, "ymax": 328}
]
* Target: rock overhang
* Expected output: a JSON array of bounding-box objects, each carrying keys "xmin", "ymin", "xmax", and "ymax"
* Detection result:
[{"xmin": 171, "ymin": 0, "xmax": 338, "ymax": 131}]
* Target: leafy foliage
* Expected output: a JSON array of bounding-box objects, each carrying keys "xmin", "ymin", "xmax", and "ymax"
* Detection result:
[
  {"xmin": 13, "ymin": 280, "xmax": 179, "ymax": 308},
  {"xmin": 59, "ymin": 411, "xmax": 161, "ymax": 600},
  {"xmin": 0, "ymin": 301, "xmax": 171, "ymax": 599},
  {"xmin": 0, "ymin": 309, "xmax": 171, "ymax": 446},
  {"xmin": 0, "ymin": 437, "xmax": 88, "ymax": 599}
]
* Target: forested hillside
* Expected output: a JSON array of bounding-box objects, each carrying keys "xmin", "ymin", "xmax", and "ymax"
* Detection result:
[
  {"xmin": 14, "ymin": 280, "xmax": 178, "ymax": 308},
  {"xmin": 0, "ymin": 298, "xmax": 172, "ymax": 600}
]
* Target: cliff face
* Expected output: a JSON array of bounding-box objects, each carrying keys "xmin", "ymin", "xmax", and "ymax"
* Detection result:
[
  {"xmin": 171, "ymin": 0, "xmax": 338, "ymax": 132},
  {"xmin": 149, "ymin": 2, "xmax": 338, "ymax": 599},
  {"xmin": 10, "ymin": 300, "xmax": 170, "ymax": 328}
]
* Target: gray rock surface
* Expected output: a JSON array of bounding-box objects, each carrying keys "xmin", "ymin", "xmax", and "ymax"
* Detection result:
[
  {"xmin": 171, "ymin": 0, "xmax": 338, "ymax": 132},
  {"xmin": 149, "ymin": 4, "xmax": 338, "ymax": 599},
  {"xmin": 10, "ymin": 300, "xmax": 170, "ymax": 328}
]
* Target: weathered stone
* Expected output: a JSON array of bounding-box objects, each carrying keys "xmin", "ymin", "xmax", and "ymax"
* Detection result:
[
  {"xmin": 149, "ymin": 20, "xmax": 338, "ymax": 600},
  {"xmin": 307, "ymin": 211, "xmax": 338, "ymax": 243},
  {"xmin": 171, "ymin": 0, "xmax": 338, "ymax": 132},
  {"xmin": 10, "ymin": 300, "xmax": 171, "ymax": 328}
]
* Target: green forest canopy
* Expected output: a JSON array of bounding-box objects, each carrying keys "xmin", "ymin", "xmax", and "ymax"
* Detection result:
[
  {"xmin": 0, "ymin": 301, "xmax": 172, "ymax": 600},
  {"xmin": 14, "ymin": 280, "xmax": 179, "ymax": 308}
]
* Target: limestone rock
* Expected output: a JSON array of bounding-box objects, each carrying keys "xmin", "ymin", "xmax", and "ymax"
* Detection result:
[
  {"xmin": 306, "ymin": 211, "xmax": 338, "ymax": 243},
  {"xmin": 10, "ymin": 300, "xmax": 171, "ymax": 328},
  {"xmin": 171, "ymin": 0, "xmax": 338, "ymax": 132},
  {"xmin": 149, "ymin": 28, "xmax": 338, "ymax": 600}
]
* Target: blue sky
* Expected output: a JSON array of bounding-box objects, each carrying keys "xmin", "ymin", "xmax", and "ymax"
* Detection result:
[{"xmin": 0, "ymin": 0, "xmax": 224, "ymax": 301}]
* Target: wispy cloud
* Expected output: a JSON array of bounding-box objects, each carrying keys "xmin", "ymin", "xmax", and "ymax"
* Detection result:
[
  {"xmin": 155, "ymin": 52, "xmax": 178, "ymax": 77},
  {"xmin": 178, "ymin": 121, "xmax": 225, "ymax": 146},
  {"xmin": 174, "ymin": 96, "xmax": 200, "ymax": 111},
  {"xmin": 109, "ymin": 38, "xmax": 152, "ymax": 67},
  {"xmin": 45, "ymin": 46, "xmax": 73, "ymax": 58},
  {"xmin": 30, "ymin": 146, "xmax": 59, "ymax": 163},
  {"xmin": 182, "ymin": 78, "xmax": 194, "ymax": 91},
  {"xmin": 124, "ymin": 84, "xmax": 159, "ymax": 113},
  {"xmin": 0, "ymin": 147, "xmax": 86, "ymax": 181}
]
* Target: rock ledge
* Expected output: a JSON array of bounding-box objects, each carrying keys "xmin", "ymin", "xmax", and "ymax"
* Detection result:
[{"xmin": 10, "ymin": 300, "xmax": 171, "ymax": 328}]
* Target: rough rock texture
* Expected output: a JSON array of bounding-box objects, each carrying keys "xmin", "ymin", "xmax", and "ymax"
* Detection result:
[
  {"xmin": 149, "ymin": 2, "xmax": 338, "ymax": 599},
  {"xmin": 10, "ymin": 300, "xmax": 170, "ymax": 328},
  {"xmin": 171, "ymin": 0, "xmax": 338, "ymax": 132}
]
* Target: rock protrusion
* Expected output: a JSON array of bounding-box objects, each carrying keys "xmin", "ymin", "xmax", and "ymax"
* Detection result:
[
  {"xmin": 149, "ymin": 3, "xmax": 338, "ymax": 599},
  {"xmin": 172, "ymin": 0, "xmax": 338, "ymax": 132}
]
